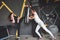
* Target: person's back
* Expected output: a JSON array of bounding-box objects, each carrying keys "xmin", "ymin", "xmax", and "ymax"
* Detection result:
[{"xmin": 33, "ymin": 12, "xmax": 42, "ymax": 23}]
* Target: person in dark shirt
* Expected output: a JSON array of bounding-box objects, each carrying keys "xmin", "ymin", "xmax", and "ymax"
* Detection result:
[{"xmin": 8, "ymin": 13, "xmax": 20, "ymax": 39}]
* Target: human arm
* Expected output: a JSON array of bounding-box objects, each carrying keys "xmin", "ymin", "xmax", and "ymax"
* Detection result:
[
  {"xmin": 17, "ymin": 16, "xmax": 20, "ymax": 23},
  {"xmin": 10, "ymin": 14, "xmax": 15, "ymax": 23},
  {"xmin": 29, "ymin": 16, "xmax": 34, "ymax": 20}
]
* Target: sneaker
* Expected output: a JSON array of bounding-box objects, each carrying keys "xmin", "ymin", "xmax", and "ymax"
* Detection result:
[
  {"xmin": 17, "ymin": 37, "xmax": 20, "ymax": 38},
  {"xmin": 16, "ymin": 37, "xmax": 20, "ymax": 40},
  {"xmin": 38, "ymin": 38, "xmax": 43, "ymax": 40},
  {"xmin": 52, "ymin": 37, "xmax": 56, "ymax": 40}
]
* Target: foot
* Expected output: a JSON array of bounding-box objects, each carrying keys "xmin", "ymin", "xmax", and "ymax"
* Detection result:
[
  {"xmin": 52, "ymin": 37, "xmax": 56, "ymax": 40},
  {"xmin": 38, "ymin": 38, "xmax": 43, "ymax": 40},
  {"xmin": 17, "ymin": 37, "xmax": 20, "ymax": 38},
  {"xmin": 16, "ymin": 37, "xmax": 20, "ymax": 40}
]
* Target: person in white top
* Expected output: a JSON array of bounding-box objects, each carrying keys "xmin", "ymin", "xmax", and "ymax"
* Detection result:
[{"xmin": 29, "ymin": 8, "xmax": 56, "ymax": 40}]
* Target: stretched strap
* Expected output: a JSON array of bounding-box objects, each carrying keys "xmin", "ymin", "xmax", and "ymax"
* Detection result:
[
  {"xmin": 19, "ymin": 0, "xmax": 26, "ymax": 19},
  {"xmin": 2, "ymin": 1, "xmax": 16, "ymax": 16}
]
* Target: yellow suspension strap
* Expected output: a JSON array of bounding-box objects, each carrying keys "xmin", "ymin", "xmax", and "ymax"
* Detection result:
[
  {"xmin": 19, "ymin": 0, "xmax": 26, "ymax": 18},
  {"xmin": 2, "ymin": 1, "xmax": 16, "ymax": 16},
  {"xmin": 16, "ymin": 0, "xmax": 26, "ymax": 39},
  {"xmin": 0, "ymin": 4, "xmax": 4, "ymax": 9}
]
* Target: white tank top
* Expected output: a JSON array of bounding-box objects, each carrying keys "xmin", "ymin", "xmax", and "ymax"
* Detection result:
[{"xmin": 34, "ymin": 12, "xmax": 42, "ymax": 23}]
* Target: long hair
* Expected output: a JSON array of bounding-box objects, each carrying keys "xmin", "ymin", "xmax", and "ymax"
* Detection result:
[
  {"xmin": 29, "ymin": 7, "xmax": 36, "ymax": 16},
  {"xmin": 8, "ymin": 13, "xmax": 13, "ymax": 21},
  {"xmin": 30, "ymin": 7, "xmax": 36, "ymax": 12}
]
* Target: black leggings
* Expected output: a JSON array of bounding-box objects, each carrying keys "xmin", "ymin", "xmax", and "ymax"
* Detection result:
[{"xmin": 14, "ymin": 23, "xmax": 20, "ymax": 37}]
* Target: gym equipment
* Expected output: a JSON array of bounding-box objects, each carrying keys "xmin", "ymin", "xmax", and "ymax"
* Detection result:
[
  {"xmin": 30, "ymin": 0, "xmax": 39, "ymax": 7},
  {"xmin": 0, "ymin": 26, "xmax": 8, "ymax": 39},
  {"xmin": 39, "ymin": 6, "xmax": 59, "ymax": 35},
  {"xmin": 49, "ymin": 25, "xmax": 58, "ymax": 35},
  {"xmin": 24, "ymin": 0, "xmax": 32, "ymax": 23},
  {"xmin": 0, "ymin": 1, "xmax": 16, "ymax": 16},
  {"xmin": 26, "ymin": 5, "xmax": 30, "ymax": 23},
  {"xmin": 25, "ymin": 7, "xmax": 30, "ymax": 23},
  {"xmin": 25, "ymin": 1, "xmax": 31, "ymax": 23},
  {"xmin": 40, "ymin": 6, "xmax": 58, "ymax": 25}
]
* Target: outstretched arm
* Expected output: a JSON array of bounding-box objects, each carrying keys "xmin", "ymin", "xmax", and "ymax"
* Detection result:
[
  {"xmin": 17, "ymin": 16, "xmax": 20, "ymax": 23},
  {"xmin": 10, "ymin": 14, "xmax": 15, "ymax": 23},
  {"xmin": 29, "ymin": 16, "xmax": 34, "ymax": 20}
]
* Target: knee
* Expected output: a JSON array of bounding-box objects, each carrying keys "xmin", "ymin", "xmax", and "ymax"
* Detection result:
[{"xmin": 35, "ymin": 29, "xmax": 38, "ymax": 33}]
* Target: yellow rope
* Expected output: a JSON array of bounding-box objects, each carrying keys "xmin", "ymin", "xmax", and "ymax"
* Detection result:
[
  {"xmin": 19, "ymin": 0, "xmax": 26, "ymax": 18},
  {"xmin": 16, "ymin": 30, "xmax": 18, "ymax": 38},
  {"xmin": 2, "ymin": 1, "xmax": 16, "ymax": 16},
  {"xmin": 0, "ymin": 4, "xmax": 4, "ymax": 9},
  {"xmin": 16, "ymin": 0, "xmax": 26, "ymax": 38}
]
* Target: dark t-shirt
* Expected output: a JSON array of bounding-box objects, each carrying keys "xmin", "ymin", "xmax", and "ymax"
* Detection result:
[{"xmin": 14, "ymin": 16, "xmax": 17, "ymax": 23}]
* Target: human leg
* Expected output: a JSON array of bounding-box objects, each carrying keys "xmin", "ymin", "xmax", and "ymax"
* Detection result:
[
  {"xmin": 35, "ymin": 25, "xmax": 42, "ymax": 38},
  {"xmin": 39, "ymin": 21, "xmax": 55, "ymax": 39}
]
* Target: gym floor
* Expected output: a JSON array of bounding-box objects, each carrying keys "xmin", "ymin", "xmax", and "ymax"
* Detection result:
[{"xmin": 2, "ymin": 32, "xmax": 60, "ymax": 40}]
